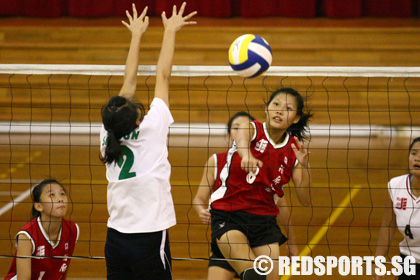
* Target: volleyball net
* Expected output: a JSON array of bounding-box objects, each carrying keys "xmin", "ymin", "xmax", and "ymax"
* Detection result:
[{"xmin": 1, "ymin": 64, "xmax": 420, "ymax": 274}]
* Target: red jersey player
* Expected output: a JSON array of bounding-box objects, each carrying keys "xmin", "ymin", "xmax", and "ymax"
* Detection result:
[
  {"xmin": 210, "ymin": 88, "xmax": 313, "ymax": 280},
  {"xmin": 194, "ymin": 111, "xmax": 299, "ymax": 280},
  {"xmin": 5, "ymin": 179, "xmax": 79, "ymax": 280}
]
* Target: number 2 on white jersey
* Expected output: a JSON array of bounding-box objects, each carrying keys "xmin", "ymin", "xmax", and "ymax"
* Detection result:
[{"xmin": 118, "ymin": 145, "xmax": 136, "ymax": 180}]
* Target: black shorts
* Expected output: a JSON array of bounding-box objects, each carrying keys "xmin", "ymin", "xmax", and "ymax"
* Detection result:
[
  {"xmin": 209, "ymin": 240, "xmax": 237, "ymax": 274},
  {"xmin": 210, "ymin": 209, "xmax": 287, "ymax": 248},
  {"xmin": 105, "ymin": 227, "xmax": 172, "ymax": 280}
]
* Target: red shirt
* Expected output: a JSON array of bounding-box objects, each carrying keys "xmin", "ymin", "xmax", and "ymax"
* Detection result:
[
  {"xmin": 210, "ymin": 121, "xmax": 297, "ymax": 216},
  {"xmin": 213, "ymin": 151, "xmax": 228, "ymax": 192},
  {"xmin": 5, "ymin": 217, "xmax": 79, "ymax": 280}
]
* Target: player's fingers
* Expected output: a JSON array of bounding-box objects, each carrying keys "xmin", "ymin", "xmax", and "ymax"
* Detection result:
[
  {"xmin": 173, "ymin": 4, "xmax": 177, "ymax": 16},
  {"xmin": 132, "ymin": 4, "xmax": 138, "ymax": 18},
  {"xmin": 294, "ymin": 137, "xmax": 303, "ymax": 148},
  {"xmin": 139, "ymin": 5, "xmax": 148, "ymax": 19},
  {"xmin": 241, "ymin": 160, "xmax": 246, "ymax": 171},
  {"xmin": 179, "ymin": 2, "xmax": 186, "ymax": 16},
  {"xmin": 126, "ymin": 10, "xmax": 133, "ymax": 22},
  {"xmin": 184, "ymin": 11, "xmax": 197, "ymax": 20},
  {"xmin": 241, "ymin": 160, "xmax": 250, "ymax": 172},
  {"xmin": 161, "ymin": 11, "xmax": 167, "ymax": 22},
  {"xmin": 184, "ymin": 11, "xmax": 198, "ymax": 18},
  {"xmin": 121, "ymin": 20, "xmax": 130, "ymax": 29}
]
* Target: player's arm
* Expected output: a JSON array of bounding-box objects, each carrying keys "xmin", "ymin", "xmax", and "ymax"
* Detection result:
[
  {"xmin": 276, "ymin": 197, "xmax": 298, "ymax": 257},
  {"xmin": 235, "ymin": 121, "xmax": 262, "ymax": 173},
  {"xmin": 193, "ymin": 156, "xmax": 215, "ymax": 224},
  {"xmin": 118, "ymin": 4, "xmax": 149, "ymax": 99},
  {"xmin": 291, "ymin": 137, "xmax": 312, "ymax": 206},
  {"xmin": 373, "ymin": 191, "xmax": 396, "ymax": 280},
  {"xmin": 155, "ymin": 2, "xmax": 197, "ymax": 107},
  {"xmin": 16, "ymin": 234, "xmax": 32, "ymax": 280}
]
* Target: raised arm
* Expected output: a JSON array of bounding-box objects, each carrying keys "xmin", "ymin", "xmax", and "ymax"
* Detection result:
[
  {"xmin": 118, "ymin": 4, "xmax": 149, "ymax": 99},
  {"xmin": 193, "ymin": 155, "xmax": 216, "ymax": 224},
  {"xmin": 291, "ymin": 137, "xmax": 312, "ymax": 206},
  {"xmin": 235, "ymin": 121, "xmax": 262, "ymax": 173},
  {"xmin": 155, "ymin": 2, "xmax": 197, "ymax": 107}
]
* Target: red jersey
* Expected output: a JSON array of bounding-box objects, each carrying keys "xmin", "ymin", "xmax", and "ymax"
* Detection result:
[
  {"xmin": 210, "ymin": 121, "xmax": 298, "ymax": 216},
  {"xmin": 5, "ymin": 217, "xmax": 79, "ymax": 280},
  {"xmin": 213, "ymin": 152, "xmax": 228, "ymax": 192}
]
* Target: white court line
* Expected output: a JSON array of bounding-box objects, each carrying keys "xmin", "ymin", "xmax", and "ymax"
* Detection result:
[
  {"xmin": 0, "ymin": 191, "xmax": 23, "ymax": 196},
  {"xmin": 0, "ymin": 179, "xmax": 37, "ymax": 184},
  {"xmin": 0, "ymin": 187, "xmax": 32, "ymax": 217},
  {"xmin": 0, "ymin": 179, "xmax": 39, "ymax": 216}
]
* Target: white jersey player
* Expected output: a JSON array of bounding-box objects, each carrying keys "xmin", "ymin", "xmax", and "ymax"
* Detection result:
[
  {"xmin": 99, "ymin": 3, "xmax": 196, "ymax": 279},
  {"xmin": 374, "ymin": 137, "xmax": 420, "ymax": 279}
]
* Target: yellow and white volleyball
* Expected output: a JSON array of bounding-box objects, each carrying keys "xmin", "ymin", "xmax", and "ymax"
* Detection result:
[{"xmin": 228, "ymin": 34, "xmax": 272, "ymax": 78}]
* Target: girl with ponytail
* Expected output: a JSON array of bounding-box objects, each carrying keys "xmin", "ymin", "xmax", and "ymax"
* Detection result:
[{"xmin": 99, "ymin": 3, "xmax": 196, "ymax": 278}]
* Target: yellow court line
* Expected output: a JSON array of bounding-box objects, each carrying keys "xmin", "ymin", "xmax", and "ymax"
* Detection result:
[
  {"xmin": 0, "ymin": 151, "xmax": 42, "ymax": 179},
  {"xmin": 280, "ymin": 184, "xmax": 362, "ymax": 280}
]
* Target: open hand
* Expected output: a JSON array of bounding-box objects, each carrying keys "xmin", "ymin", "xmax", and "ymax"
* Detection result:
[
  {"xmin": 291, "ymin": 137, "xmax": 310, "ymax": 168},
  {"xmin": 161, "ymin": 2, "xmax": 197, "ymax": 32},
  {"xmin": 122, "ymin": 4, "xmax": 149, "ymax": 36}
]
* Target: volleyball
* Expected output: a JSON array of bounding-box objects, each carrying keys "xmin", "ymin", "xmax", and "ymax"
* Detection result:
[{"xmin": 228, "ymin": 34, "xmax": 272, "ymax": 78}]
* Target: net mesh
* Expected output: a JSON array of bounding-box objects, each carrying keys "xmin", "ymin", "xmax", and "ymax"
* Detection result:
[{"xmin": 1, "ymin": 64, "xmax": 420, "ymax": 277}]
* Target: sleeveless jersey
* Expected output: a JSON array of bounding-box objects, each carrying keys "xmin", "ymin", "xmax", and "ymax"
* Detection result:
[
  {"xmin": 100, "ymin": 98, "xmax": 176, "ymax": 233},
  {"xmin": 213, "ymin": 152, "xmax": 228, "ymax": 193},
  {"xmin": 5, "ymin": 217, "xmax": 79, "ymax": 280},
  {"xmin": 388, "ymin": 174, "xmax": 420, "ymax": 263},
  {"xmin": 210, "ymin": 121, "xmax": 298, "ymax": 216}
]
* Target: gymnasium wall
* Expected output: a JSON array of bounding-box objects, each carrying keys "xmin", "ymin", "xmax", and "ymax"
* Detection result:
[{"xmin": 1, "ymin": 0, "xmax": 420, "ymax": 18}]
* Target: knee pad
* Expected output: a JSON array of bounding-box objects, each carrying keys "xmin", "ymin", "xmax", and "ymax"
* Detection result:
[{"xmin": 240, "ymin": 268, "xmax": 266, "ymax": 280}]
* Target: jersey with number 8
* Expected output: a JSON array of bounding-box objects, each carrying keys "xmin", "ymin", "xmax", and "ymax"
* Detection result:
[{"xmin": 100, "ymin": 98, "xmax": 176, "ymax": 233}]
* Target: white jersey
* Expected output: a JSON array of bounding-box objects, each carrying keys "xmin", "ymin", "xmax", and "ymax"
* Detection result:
[
  {"xmin": 100, "ymin": 98, "xmax": 176, "ymax": 233},
  {"xmin": 388, "ymin": 174, "xmax": 420, "ymax": 262}
]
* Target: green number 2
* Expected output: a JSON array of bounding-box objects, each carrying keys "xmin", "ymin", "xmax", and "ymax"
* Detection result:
[{"xmin": 117, "ymin": 145, "xmax": 136, "ymax": 180}]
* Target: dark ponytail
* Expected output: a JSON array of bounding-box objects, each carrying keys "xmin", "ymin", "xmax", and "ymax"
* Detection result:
[
  {"xmin": 101, "ymin": 96, "xmax": 145, "ymax": 165},
  {"xmin": 31, "ymin": 179, "xmax": 63, "ymax": 220}
]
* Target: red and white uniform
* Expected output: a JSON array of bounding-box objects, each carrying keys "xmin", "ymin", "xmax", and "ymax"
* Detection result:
[
  {"xmin": 388, "ymin": 174, "xmax": 420, "ymax": 262},
  {"xmin": 210, "ymin": 121, "xmax": 298, "ymax": 216},
  {"xmin": 5, "ymin": 217, "xmax": 79, "ymax": 280},
  {"xmin": 212, "ymin": 151, "xmax": 228, "ymax": 193}
]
